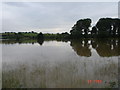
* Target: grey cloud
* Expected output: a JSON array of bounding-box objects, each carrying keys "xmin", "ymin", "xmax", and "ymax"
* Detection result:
[
  {"xmin": 4, "ymin": 2, "xmax": 30, "ymax": 7},
  {"xmin": 2, "ymin": 2, "xmax": 118, "ymax": 33}
]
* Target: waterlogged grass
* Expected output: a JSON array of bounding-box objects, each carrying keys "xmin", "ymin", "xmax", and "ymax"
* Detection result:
[
  {"xmin": 2, "ymin": 59, "xmax": 118, "ymax": 88},
  {"xmin": 0, "ymin": 70, "xmax": 2, "ymax": 89}
]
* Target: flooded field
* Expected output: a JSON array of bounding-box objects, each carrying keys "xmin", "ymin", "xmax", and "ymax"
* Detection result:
[{"xmin": 1, "ymin": 38, "xmax": 119, "ymax": 88}]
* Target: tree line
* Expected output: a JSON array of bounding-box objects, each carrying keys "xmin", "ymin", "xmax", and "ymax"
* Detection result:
[
  {"xmin": 70, "ymin": 18, "xmax": 120, "ymax": 38},
  {"xmin": 1, "ymin": 31, "xmax": 69, "ymax": 40},
  {"xmin": 1, "ymin": 18, "xmax": 120, "ymax": 40}
]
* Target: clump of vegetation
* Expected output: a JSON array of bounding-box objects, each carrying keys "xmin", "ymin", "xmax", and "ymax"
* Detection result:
[
  {"xmin": 96, "ymin": 18, "xmax": 120, "ymax": 37},
  {"xmin": 1, "ymin": 31, "xmax": 38, "ymax": 40},
  {"xmin": 70, "ymin": 18, "xmax": 120, "ymax": 38},
  {"xmin": 109, "ymin": 82, "xmax": 116, "ymax": 88},
  {"xmin": 1, "ymin": 31, "xmax": 70, "ymax": 40},
  {"xmin": 70, "ymin": 18, "xmax": 91, "ymax": 38}
]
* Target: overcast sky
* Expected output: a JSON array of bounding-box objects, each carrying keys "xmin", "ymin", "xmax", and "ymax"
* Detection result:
[{"xmin": 2, "ymin": 2, "xmax": 118, "ymax": 33}]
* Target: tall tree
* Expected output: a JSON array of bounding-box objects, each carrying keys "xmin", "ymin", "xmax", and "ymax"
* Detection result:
[
  {"xmin": 96, "ymin": 18, "xmax": 112, "ymax": 37},
  {"xmin": 70, "ymin": 18, "xmax": 92, "ymax": 38},
  {"xmin": 95, "ymin": 18, "xmax": 120, "ymax": 37},
  {"xmin": 37, "ymin": 32, "xmax": 44, "ymax": 39}
]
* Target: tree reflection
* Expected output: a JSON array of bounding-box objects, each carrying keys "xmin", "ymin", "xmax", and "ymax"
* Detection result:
[
  {"xmin": 1, "ymin": 38, "xmax": 119, "ymax": 57},
  {"xmin": 70, "ymin": 39, "xmax": 91, "ymax": 57},
  {"xmin": 37, "ymin": 39, "xmax": 44, "ymax": 45},
  {"xmin": 70, "ymin": 38, "xmax": 120, "ymax": 57},
  {"xmin": 95, "ymin": 39, "xmax": 120, "ymax": 57},
  {"xmin": 1, "ymin": 39, "xmax": 45, "ymax": 45},
  {"xmin": 1, "ymin": 39, "xmax": 37, "ymax": 45}
]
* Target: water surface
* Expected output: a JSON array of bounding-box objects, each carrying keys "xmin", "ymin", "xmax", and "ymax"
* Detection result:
[{"xmin": 2, "ymin": 38, "xmax": 119, "ymax": 88}]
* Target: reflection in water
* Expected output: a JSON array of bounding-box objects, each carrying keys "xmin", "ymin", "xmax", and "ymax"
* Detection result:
[
  {"xmin": 1, "ymin": 39, "xmax": 38, "ymax": 45},
  {"xmin": 70, "ymin": 39, "xmax": 91, "ymax": 57},
  {"xmin": 95, "ymin": 39, "xmax": 120, "ymax": 57},
  {"xmin": 1, "ymin": 39, "xmax": 44, "ymax": 46},
  {"xmin": 70, "ymin": 38, "xmax": 120, "ymax": 57},
  {"xmin": 3, "ymin": 38, "xmax": 119, "ymax": 57},
  {"xmin": 1, "ymin": 38, "xmax": 119, "ymax": 88},
  {"xmin": 37, "ymin": 39, "xmax": 44, "ymax": 45}
]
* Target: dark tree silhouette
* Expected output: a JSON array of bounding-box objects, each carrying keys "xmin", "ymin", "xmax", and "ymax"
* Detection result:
[
  {"xmin": 37, "ymin": 32, "xmax": 44, "ymax": 45},
  {"xmin": 95, "ymin": 18, "xmax": 120, "ymax": 37},
  {"xmin": 70, "ymin": 18, "xmax": 120, "ymax": 38},
  {"xmin": 113, "ymin": 19, "xmax": 120, "ymax": 36},
  {"xmin": 70, "ymin": 18, "xmax": 92, "ymax": 38},
  {"xmin": 91, "ymin": 26, "xmax": 97, "ymax": 36},
  {"xmin": 96, "ymin": 18, "xmax": 112, "ymax": 37},
  {"xmin": 37, "ymin": 32, "xmax": 44, "ymax": 40}
]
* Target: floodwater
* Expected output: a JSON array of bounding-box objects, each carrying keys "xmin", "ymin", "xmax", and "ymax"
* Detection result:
[{"xmin": 1, "ymin": 38, "xmax": 119, "ymax": 88}]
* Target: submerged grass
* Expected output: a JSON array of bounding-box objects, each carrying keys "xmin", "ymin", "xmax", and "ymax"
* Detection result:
[{"xmin": 2, "ymin": 59, "xmax": 118, "ymax": 88}]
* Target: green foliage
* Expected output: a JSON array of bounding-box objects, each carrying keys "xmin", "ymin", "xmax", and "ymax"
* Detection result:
[
  {"xmin": 44, "ymin": 32, "xmax": 70, "ymax": 40},
  {"xmin": 2, "ymin": 31, "xmax": 38, "ymax": 40},
  {"xmin": 109, "ymin": 82, "xmax": 116, "ymax": 88}
]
